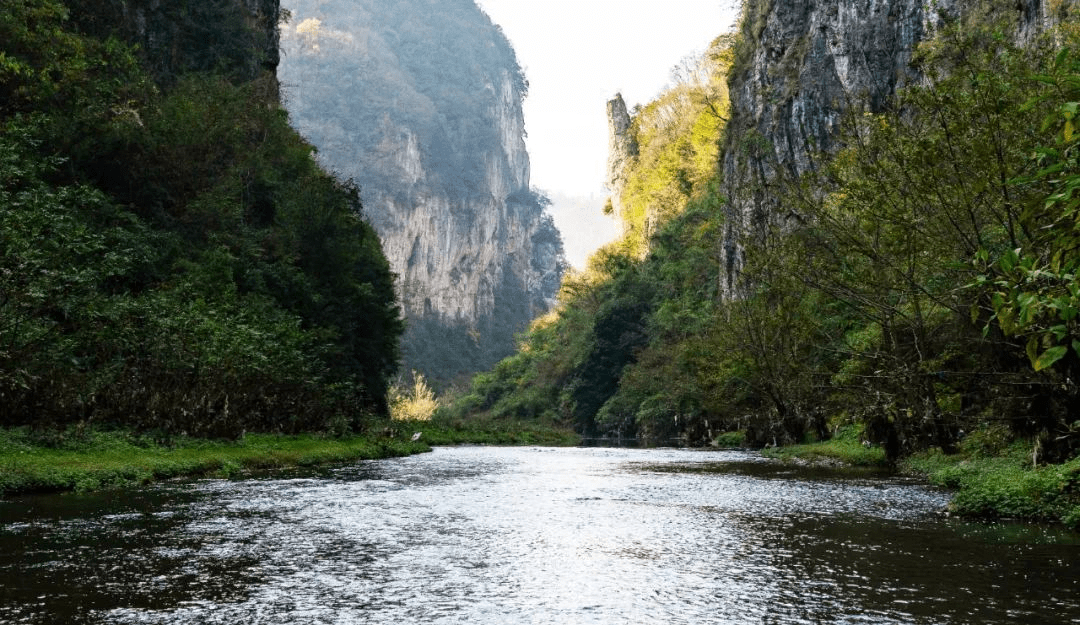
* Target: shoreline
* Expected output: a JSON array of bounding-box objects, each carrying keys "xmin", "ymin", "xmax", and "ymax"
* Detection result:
[
  {"xmin": 0, "ymin": 420, "xmax": 580, "ymax": 498},
  {"xmin": 6, "ymin": 421, "xmax": 1076, "ymax": 530},
  {"xmin": 752, "ymin": 428, "xmax": 1080, "ymax": 529}
]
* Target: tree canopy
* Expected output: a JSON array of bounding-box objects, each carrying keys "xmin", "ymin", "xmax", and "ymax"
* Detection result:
[{"xmin": 0, "ymin": 0, "xmax": 403, "ymax": 437}]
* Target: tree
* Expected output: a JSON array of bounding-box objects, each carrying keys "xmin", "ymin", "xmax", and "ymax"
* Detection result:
[
  {"xmin": 975, "ymin": 45, "xmax": 1080, "ymax": 460},
  {"xmin": 0, "ymin": 0, "xmax": 404, "ymax": 436}
]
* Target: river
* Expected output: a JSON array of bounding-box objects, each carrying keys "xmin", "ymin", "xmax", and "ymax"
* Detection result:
[{"xmin": 1, "ymin": 446, "xmax": 1078, "ymax": 624}]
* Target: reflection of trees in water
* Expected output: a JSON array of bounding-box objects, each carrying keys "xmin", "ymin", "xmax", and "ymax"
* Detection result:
[
  {"xmin": 0, "ymin": 486, "xmax": 264, "ymax": 623},
  {"xmin": 729, "ymin": 510, "xmax": 1075, "ymax": 624}
]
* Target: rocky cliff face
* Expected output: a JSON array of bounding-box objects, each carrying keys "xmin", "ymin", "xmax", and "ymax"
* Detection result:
[
  {"xmin": 279, "ymin": 0, "xmax": 564, "ymax": 382},
  {"xmin": 718, "ymin": 0, "xmax": 1071, "ymax": 298},
  {"xmin": 605, "ymin": 93, "xmax": 638, "ymax": 237}
]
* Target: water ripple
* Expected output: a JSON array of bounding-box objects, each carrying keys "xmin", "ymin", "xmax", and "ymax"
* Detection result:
[{"xmin": 1, "ymin": 447, "xmax": 1078, "ymax": 624}]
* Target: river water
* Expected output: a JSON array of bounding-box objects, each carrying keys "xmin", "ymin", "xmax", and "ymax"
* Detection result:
[{"xmin": 1, "ymin": 446, "xmax": 1078, "ymax": 624}]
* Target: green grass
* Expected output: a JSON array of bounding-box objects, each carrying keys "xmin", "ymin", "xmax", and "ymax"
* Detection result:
[
  {"xmin": 903, "ymin": 435, "xmax": 1080, "ymax": 529},
  {"xmin": 0, "ymin": 418, "xmax": 580, "ymax": 497},
  {"xmin": 400, "ymin": 416, "xmax": 581, "ymax": 447},
  {"xmin": 0, "ymin": 427, "xmax": 430, "ymax": 496},
  {"xmin": 762, "ymin": 426, "xmax": 888, "ymax": 467}
]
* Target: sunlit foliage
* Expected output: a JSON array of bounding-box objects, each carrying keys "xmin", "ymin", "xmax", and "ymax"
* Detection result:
[
  {"xmin": 616, "ymin": 36, "xmax": 733, "ymax": 255},
  {"xmin": 389, "ymin": 372, "xmax": 441, "ymax": 421},
  {"xmin": 446, "ymin": 6, "xmax": 1080, "ymax": 469}
]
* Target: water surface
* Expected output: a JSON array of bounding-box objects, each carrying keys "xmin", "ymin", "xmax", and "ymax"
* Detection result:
[{"xmin": 1, "ymin": 447, "xmax": 1077, "ymax": 624}]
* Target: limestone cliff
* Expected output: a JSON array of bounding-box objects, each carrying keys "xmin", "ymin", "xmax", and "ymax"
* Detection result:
[
  {"xmin": 718, "ymin": 0, "xmax": 1074, "ymax": 298},
  {"xmin": 605, "ymin": 93, "xmax": 638, "ymax": 237},
  {"xmin": 279, "ymin": 0, "xmax": 564, "ymax": 382}
]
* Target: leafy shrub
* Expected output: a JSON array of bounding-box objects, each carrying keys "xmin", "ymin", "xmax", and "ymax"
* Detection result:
[
  {"xmin": 713, "ymin": 431, "xmax": 746, "ymax": 448},
  {"xmin": 389, "ymin": 372, "xmax": 441, "ymax": 421}
]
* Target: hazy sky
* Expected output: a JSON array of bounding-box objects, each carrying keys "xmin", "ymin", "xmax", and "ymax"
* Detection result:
[
  {"xmin": 474, "ymin": 0, "xmax": 740, "ymax": 267},
  {"xmin": 476, "ymin": 0, "xmax": 740, "ymax": 197}
]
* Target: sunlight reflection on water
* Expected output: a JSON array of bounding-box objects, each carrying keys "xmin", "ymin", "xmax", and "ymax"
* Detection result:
[{"xmin": 1, "ymin": 447, "xmax": 1078, "ymax": 624}]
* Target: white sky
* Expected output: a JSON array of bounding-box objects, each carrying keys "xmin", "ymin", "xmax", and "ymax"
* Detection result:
[
  {"xmin": 477, "ymin": 0, "xmax": 740, "ymax": 197},
  {"xmin": 475, "ymin": 0, "xmax": 740, "ymax": 267}
]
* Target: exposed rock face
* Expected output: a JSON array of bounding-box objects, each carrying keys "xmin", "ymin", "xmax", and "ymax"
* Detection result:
[
  {"xmin": 605, "ymin": 93, "xmax": 638, "ymax": 235},
  {"xmin": 279, "ymin": 0, "xmax": 564, "ymax": 382},
  {"xmin": 718, "ymin": 0, "xmax": 1070, "ymax": 298}
]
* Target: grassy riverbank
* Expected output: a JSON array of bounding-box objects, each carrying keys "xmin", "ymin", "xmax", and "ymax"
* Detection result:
[
  {"xmin": 751, "ymin": 425, "xmax": 1080, "ymax": 529},
  {"xmin": 902, "ymin": 440, "xmax": 1080, "ymax": 529},
  {"xmin": 759, "ymin": 426, "xmax": 887, "ymax": 467},
  {"xmin": 0, "ymin": 419, "xmax": 580, "ymax": 497}
]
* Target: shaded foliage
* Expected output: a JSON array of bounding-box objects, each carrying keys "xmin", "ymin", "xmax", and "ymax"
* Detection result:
[
  {"xmin": 69, "ymin": 0, "xmax": 282, "ymax": 86},
  {"xmin": 0, "ymin": 0, "xmax": 402, "ymax": 437}
]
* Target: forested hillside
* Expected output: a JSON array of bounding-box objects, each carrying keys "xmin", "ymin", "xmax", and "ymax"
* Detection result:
[
  {"xmin": 445, "ymin": 0, "xmax": 1080, "ymax": 470},
  {"xmin": 442, "ymin": 35, "xmax": 733, "ymax": 441},
  {"xmin": 0, "ymin": 0, "xmax": 403, "ymax": 437}
]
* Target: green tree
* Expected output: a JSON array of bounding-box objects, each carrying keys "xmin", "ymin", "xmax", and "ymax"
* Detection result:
[
  {"xmin": 974, "ymin": 45, "xmax": 1080, "ymax": 459},
  {"xmin": 1, "ymin": 0, "xmax": 403, "ymax": 436}
]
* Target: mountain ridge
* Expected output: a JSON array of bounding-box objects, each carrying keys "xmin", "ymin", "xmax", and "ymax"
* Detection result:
[{"xmin": 279, "ymin": 0, "xmax": 565, "ymax": 384}]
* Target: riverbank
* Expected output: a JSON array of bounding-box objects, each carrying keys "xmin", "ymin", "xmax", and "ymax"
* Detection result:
[
  {"xmin": 0, "ymin": 419, "xmax": 580, "ymax": 497},
  {"xmin": 758, "ymin": 427, "xmax": 887, "ymax": 467},
  {"xmin": 903, "ymin": 442, "xmax": 1080, "ymax": 528},
  {"xmin": 751, "ymin": 426, "xmax": 1080, "ymax": 529}
]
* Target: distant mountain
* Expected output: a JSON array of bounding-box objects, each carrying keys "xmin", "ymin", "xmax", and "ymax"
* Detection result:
[{"xmin": 279, "ymin": 0, "xmax": 565, "ymax": 384}]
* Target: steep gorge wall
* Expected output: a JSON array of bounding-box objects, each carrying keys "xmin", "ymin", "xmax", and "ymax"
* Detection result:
[
  {"xmin": 605, "ymin": 93, "xmax": 638, "ymax": 238},
  {"xmin": 72, "ymin": 0, "xmax": 561, "ymax": 383},
  {"xmin": 718, "ymin": 0, "xmax": 1068, "ymax": 297},
  {"xmin": 279, "ymin": 0, "xmax": 564, "ymax": 382}
]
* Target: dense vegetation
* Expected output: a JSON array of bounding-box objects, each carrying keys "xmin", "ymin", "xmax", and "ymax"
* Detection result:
[
  {"xmin": 442, "ymin": 36, "xmax": 734, "ymax": 442},
  {"xmin": 0, "ymin": 0, "xmax": 403, "ymax": 438},
  {"xmin": 444, "ymin": 4, "xmax": 1080, "ymax": 496}
]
